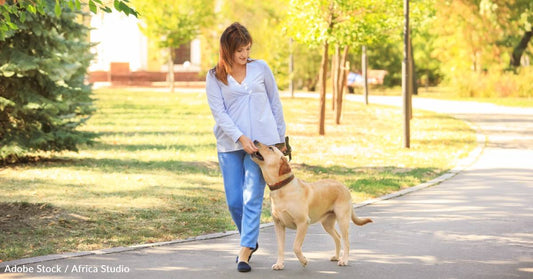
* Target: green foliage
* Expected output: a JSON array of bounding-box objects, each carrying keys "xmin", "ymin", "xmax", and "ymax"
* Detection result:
[
  {"xmin": 364, "ymin": 42, "xmax": 403, "ymax": 87},
  {"xmin": 0, "ymin": 0, "xmax": 96, "ymax": 161},
  {"xmin": 285, "ymin": 0, "xmax": 401, "ymax": 49},
  {"xmin": 429, "ymin": 0, "xmax": 533, "ymax": 96},
  {"xmin": 454, "ymin": 67, "xmax": 533, "ymax": 98},
  {"xmin": 282, "ymin": 0, "xmax": 404, "ymax": 91},
  {"xmin": 0, "ymin": 0, "xmax": 137, "ymax": 40},
  {"xmin": 132, "ymin": 0, "xmax": 214, "ymax": 49},
  {"xmin": 292, "ymin": 43, "xmax": 322, "ymax": 91}
]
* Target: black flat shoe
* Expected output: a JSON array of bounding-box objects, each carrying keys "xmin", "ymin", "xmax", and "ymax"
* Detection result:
[
  {"xmin": 235, "ymin": 242, "xmax": 259, "ymax": 263},
  {"xmin": 237, "ymin": 261, "xmax": 251, "ymax": 272},
  {"xmin": 249, "ymin": 242, "xmax": 259, "ymax": 261}
]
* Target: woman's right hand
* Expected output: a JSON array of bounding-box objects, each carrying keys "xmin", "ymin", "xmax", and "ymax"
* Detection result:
[{"xmin": 238, "ymin": 135, "xmax": 258, "ymax": 154}]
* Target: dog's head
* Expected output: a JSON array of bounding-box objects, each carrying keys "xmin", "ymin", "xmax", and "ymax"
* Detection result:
[{"xmin": 251, "ymin": 141, "xmax": 292, "ymax": 184}]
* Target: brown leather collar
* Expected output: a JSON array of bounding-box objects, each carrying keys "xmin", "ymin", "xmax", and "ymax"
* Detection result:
[{"xmin": 268, "ymin": 174, "xmax": 295, "ymax": 191}]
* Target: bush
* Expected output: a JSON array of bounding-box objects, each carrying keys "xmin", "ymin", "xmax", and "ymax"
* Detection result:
[
  {"xmin": 453, "ymin": 67, "xmax": 533, "ymax": 98},
  {"xmin": 0, "ymin": 1, "xmax": 96, "ymax": 162}
]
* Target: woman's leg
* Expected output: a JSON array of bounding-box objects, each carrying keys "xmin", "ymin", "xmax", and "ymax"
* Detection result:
[
  {"xmin": 240, "ymin": 153, "xmax": 266, "ymax": 248},
  {"xmin": 218, "ymin": 150, "xmax": 246, "ymax": 233}
]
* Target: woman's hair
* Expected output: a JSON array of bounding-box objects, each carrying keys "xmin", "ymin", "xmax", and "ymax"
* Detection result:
[{"xmin": 214, "ymin": 22, "xmax": 253, "ymax": 85}]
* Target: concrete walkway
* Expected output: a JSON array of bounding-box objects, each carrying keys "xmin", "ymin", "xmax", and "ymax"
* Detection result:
[{"xmin": 1, "ymin": 95, "xmax": 532, "ymax": 278}]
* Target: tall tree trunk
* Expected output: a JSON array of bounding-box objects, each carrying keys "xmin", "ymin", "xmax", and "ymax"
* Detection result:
[
  {"xmin": 510, "ymin": 30, "xmax": 533, "ymax": 68},
  {"xmin": 410, "ymin": 37, "xmax": 418, "ymax": 95},
  {"xmin": 335, "ymin": 45, "xmax": 349, "ymax": 125},
  {"xmin": 289, "ymin": 38, "xmax": 294, "ymax": 98},
  {"xmin": 362, "ymin": 45, "xmax": 369, "ymax": 105},
  {"xmin": 318, "ymin": 41, "xmax": 329, "ymax": 136},
  {"xmin": 331, "ymin": 46, "xmax": 340, "ymax": 111},
  {"xmin": 168, "ymin": 47, "xmax": 175, "ymax": 93}
]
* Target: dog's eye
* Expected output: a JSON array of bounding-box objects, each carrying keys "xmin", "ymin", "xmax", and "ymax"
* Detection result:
[{"xmin": 268, "ymin": 147, "xmax": 273, "ymax": 151}]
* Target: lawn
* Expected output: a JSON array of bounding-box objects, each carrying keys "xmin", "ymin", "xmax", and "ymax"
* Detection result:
[{"xmin": 0, "ymin": 87, "xmax": 477, "ymax": 261}]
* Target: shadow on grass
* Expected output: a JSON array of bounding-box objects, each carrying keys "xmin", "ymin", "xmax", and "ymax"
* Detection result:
[
  {"xmin": 96, "ymin": 130, "xmax": 212, "ymax": 137},
  {"xmin": 1, "ymin": 156, "xmax": 221, "ymax": 176},
  {"xmin": 89, "ymin": 142, "xmax": 216, "ymax": 153}
]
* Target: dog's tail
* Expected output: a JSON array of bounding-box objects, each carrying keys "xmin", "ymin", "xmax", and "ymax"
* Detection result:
[{"xmin": 351, "ymin": 209, "xmax": 373, "ymax": 226}]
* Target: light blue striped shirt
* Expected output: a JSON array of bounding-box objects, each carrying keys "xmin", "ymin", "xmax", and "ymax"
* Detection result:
[{"xmin": 206, "ymin": 59, "xmax": 286, "ymax": 152}]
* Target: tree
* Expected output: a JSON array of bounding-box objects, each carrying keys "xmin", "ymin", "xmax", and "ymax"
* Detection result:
[
  {"xmin": 132, "ymin": 0, "xmax": 214, "ymax": 93},
  {"xmin": 329, "ymin": 0, "xmax": 401, "ymax": 123},
  {"xmin": 510, "ymin": 30, "xmax": 532, "ymax": 67},
  {"xmin": 0, "ymin": 0, "xmax": 95, "ymax": 161},
  {"xmin": 410, "ymin": 0, "xmax": 441, "ymax": 88},
  {"xmin": 498, "ymin": 0, "xmax": 532, "ymax": 68},
  {"xmin": 0, "ymin": 0, "xmax": 137, "ymax": 40},
  {"xmin": 432, "ymin": 0, "xmax": 533, "ymax": 75},
  {"xmin": 285, "ymin": 0, "xmax": 401, "ymax": 134},
  {"xmin": 425, "ymin": 0, "xmax": 533, "ymax": 97},
  {"xmin": 284, "ymin": 0, "xmax": 345, "ymax": 134},
  {"xmin": 0, "ymin": 0, "xmax": 137, "ymax": 162}
]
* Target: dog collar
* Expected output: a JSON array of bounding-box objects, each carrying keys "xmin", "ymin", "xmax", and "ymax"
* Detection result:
[{"xmin": 268, "ymin": 174, "xmax": 295, "ymax": 191}]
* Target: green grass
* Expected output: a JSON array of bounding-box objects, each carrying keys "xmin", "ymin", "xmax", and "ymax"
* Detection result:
[{"xmin": 0, "ymin": 87, "xmax": 477, "ymax": 261}]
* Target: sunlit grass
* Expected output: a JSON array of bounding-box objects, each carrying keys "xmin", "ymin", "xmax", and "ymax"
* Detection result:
[{"xmin": 0, "ymin": 87, "xmax": 477, "ymax": 261}]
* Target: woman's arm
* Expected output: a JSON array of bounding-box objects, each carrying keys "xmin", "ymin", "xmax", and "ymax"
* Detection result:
[
  {"xmin": 261, "ymin": 61, "xmax": 286, "ymax": 143},
  {"xmin": 205, "ymin": 71, "xmax": 243, "ymax": 144}
]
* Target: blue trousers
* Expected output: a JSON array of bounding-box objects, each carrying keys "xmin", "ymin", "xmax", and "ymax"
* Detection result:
[{"xmin": 218, "ymin": 150, "xmax": 265, "ymax": 248}]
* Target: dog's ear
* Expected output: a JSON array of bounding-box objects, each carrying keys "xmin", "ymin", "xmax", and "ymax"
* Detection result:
[{"xmin": 279, "ymin": 156, "xmax": 292, "ymax": 176}]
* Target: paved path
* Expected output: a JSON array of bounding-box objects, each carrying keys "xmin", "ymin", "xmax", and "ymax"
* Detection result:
[{"xmin": 1, "ymin": 95, "xmax": 532, "ymax": 279}]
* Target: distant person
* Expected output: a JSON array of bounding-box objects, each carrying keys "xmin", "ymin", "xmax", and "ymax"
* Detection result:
[
  {"xmin": 205, "ymin": 22, "xmax": 287, "ymax": 273},
  {"xmin": 347, "ymin": 71, "xmax": 363, "ymax": 93}
]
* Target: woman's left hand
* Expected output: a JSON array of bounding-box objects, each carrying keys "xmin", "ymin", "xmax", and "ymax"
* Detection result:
[{"xmin": 238, "ymin": 135, "xmax": 258, "ymax": 154}]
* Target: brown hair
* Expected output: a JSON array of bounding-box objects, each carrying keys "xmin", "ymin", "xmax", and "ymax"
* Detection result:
[{"xmin": 214, "ymin": 22, "xmax": 253, "ymax": 85}]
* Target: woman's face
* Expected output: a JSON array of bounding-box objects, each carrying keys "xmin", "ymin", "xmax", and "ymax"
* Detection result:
[{"xmin": 233, "ymin": 43, "xmax": 251, "ymax": 67}]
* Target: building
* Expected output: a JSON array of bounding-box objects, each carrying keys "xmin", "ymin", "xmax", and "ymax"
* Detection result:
[{"xmin": 87, "ymin": 12, "xmax": 203, "ymax": 86}]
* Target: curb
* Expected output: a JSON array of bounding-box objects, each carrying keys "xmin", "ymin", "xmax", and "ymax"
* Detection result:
[{"xmin": 0, "ymin": 109, "xmax": 487, "ymax": 270}]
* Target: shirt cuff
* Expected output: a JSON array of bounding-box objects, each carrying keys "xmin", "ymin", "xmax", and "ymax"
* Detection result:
[{"xmin": 232, "ymin": 131, "xmax": 243, "ymax": 144}]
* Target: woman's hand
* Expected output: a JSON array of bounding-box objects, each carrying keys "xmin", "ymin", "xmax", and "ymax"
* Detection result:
[{"xmin": 238, "ymin": 135, "xmax": 258, "ymax": 154}]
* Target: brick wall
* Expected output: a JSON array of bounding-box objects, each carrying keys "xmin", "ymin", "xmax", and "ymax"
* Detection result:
[{"xmin": 88, "ymin": 62, "xmax": 204, "ymax": 85}]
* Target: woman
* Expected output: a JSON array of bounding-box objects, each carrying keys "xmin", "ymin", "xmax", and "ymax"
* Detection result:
[{"xmin": 205, "ymin": 22, "xmax": 287, "ymax": 272}]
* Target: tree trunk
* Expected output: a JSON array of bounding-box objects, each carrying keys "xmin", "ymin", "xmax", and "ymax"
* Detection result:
[
  {"xmin": 289, "ymin": 38, "xmax": 294, "ymax": 98},
  {"xmin": 318, "ymin": 41, "xmax": 329, "ymax": 135},
  {"xmin": 510, "ymin": 30, "xmax": 533, "ymax": 68},
  {"xmin": 362, "ymin": 45, "xmax": 369, "ymax": 105},
  {"xmin": 335, "ymin": 45, "xmax": 349, "ymax": 125},
  {"xmin": 402, "ymin": 0, "xmax": 411, "ymax": 148},
  {"xmin": 407, "ymin": 37, "xmax": 413, "ymax": 119},
  {"xmin": 168, "ymin": 47, "xmax": 175, "ymax": 93},
  {"xmin": 331, "ymin": 46, "xmax": 339, "ymax": 111},
  {"xmin": 410, "ymin": 37, "xmax": 418, "ymax": 95}
]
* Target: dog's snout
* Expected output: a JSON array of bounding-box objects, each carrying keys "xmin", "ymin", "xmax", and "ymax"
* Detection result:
[{"xmin": 253, "ymin": 140, "xmax": 260, "ymax": 146}]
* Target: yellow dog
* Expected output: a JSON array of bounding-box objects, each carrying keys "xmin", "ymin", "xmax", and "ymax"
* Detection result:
[{"xmin": 251, "ymin": 141, "xmax": 372, "ymax": 270}]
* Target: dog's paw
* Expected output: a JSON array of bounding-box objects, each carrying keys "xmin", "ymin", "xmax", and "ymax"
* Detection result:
[
  {"xmin": 299, "ymin": 257, "xmax": 308, "ymax": 267},
  {"xmin": 330, "ymin": 256, "xmax": 339, "ymax": 261},
  {"xmin": 272, "ymin": 263, "xmax": 285, "ymax": 270},
  {"xmin": 337, "ymin": 259, "xmax": 349, "ymax": 266}
]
